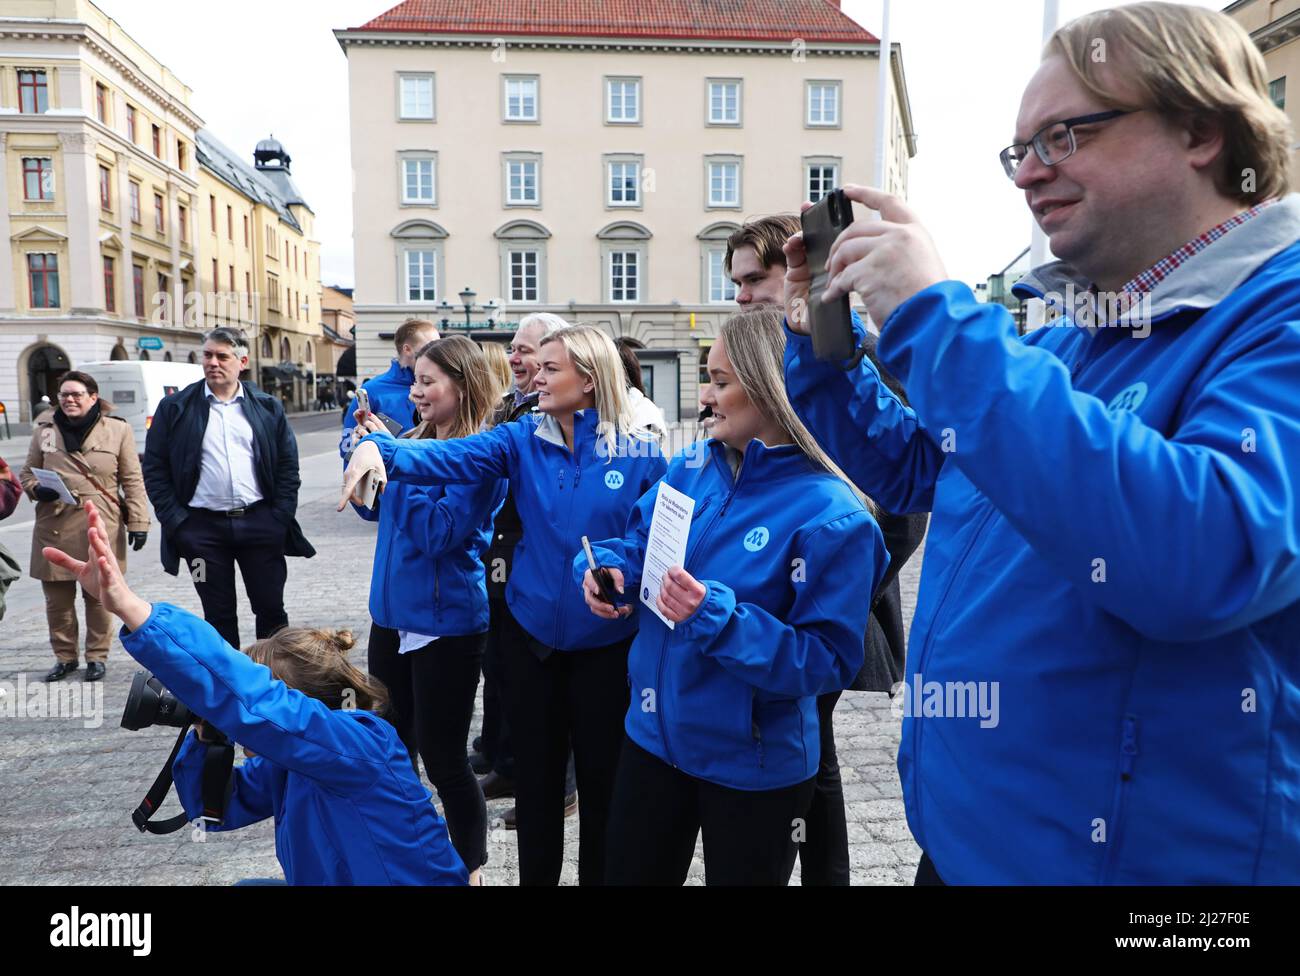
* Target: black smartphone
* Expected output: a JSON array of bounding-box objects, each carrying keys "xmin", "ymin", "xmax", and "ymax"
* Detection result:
[
  {"xmin": 800, "ymin": 188, "xmax": 857, "ymax": 361},
  {"xmin": 581, "ymin": 536, "xmax": 623, "ymax": 608}
]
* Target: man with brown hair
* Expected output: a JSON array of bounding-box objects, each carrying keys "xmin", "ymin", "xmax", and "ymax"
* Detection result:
[
  {"xmin": 724, "ymin": 214, "xmax": 928, "ymax": 886},
  {"xmin": 784, "ymin": 2, "xmax": 1300, "ymax": 883}
]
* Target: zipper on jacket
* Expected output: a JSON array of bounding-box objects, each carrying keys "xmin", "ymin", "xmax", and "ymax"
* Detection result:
[
  {"xmin": 752, "ymin": 717, "xmax": 765, "ymax": 769},
  {"xmin": 1100, "ymin": 714, "xmax": 1139, "ymax": 882},
  {"xmin": 655, "ymin": 452, "xmax": 748, "ymax": 769}
]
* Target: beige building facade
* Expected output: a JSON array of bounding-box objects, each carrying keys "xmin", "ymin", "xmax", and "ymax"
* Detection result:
[
  {"xmin": 1, "ymin": 0, "xmax": 204, "ymax": 419},
  {"xmin": 336, "ymin": 0, "xmax": 916, "ymax": 423},
  {"xmin": 1227, "ymin": 0, "xmax": 1300, "ymax": 190}
]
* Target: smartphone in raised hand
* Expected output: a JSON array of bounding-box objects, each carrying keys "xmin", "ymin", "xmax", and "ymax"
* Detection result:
[
  {"xmin": 800, "ymin": 188, "xmax": 857, "ymax": 361},
  {"xmin": 582, "ymin": 535, "xmax": 623, "ymax": 607},
  {"xmin": 356, "ymin": 387, "xmax": 372, "ymax": 421}
]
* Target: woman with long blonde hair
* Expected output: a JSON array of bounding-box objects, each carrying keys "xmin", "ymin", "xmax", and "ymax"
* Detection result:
[
  {"xmin": 578, "ymin": 306, "xmax": 888, "ymax": 885},
  {"xmin": 355, "ymin": 335, "xmax": 505, "ymax": 884},
  {"xmin": 342, "ymin": 324, "xmax": 667, "ymax": 886}
]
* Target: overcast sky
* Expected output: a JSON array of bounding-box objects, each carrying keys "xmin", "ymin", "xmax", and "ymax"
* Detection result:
[{"xmin": 106, "ymin": 0, "xmax": 1224, "ymax": 290}]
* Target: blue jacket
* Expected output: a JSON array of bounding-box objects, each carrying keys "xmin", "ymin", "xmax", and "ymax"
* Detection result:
[
  {"xmin": 368, "ymin": 430, "xmax": 506, "ymax": 636},
  {"xmin": 365, "ymin": 409, "xmax": 667, "ymax": 650},
  {"xmin": 341, "ymin": 360, "xmax": 420, "ymax": 523},
  {"xmin": 120, "ymin": 603, "xmax": 467, "ymax": 886},
  {"xmin": 574, "ymin": 439, "xmax": 885, "ymax": 790},
  {"xmin": 783, "ymin": 195, "xmax": 1300, "ymax": 883}
]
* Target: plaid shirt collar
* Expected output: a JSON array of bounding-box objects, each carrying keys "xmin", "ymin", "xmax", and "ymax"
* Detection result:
[{"xmin": 1120, "ymin": 199, "xmax": 1279, "ymax": 296}]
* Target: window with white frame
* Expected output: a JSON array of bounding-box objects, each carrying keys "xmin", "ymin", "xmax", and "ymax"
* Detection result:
[
  {"xmin": 806, "ymin": 160, "xmax": 840, "ymax": 203},
  {"xmin": 807, "ymin": 81, "xmax": 841, "ymax": 127},
  {"xmin": 707, "ymin": 80, "xmax": 741, "ymax": 125},
  {"xmin": 399, "ymin": 74, "xmax": 435, "ymax": 120},
  {"xmin": 606, "ymin": 77, "xmax": 641, "ymax": 123},
  {"xmin": 706, "ymin": 158, "xmax": 741, "ymax": 208},
  {"xmin": 406, "ymin": 250, "xmax": 437, "ymax": 302},
  {"xmin": 401, "ymin": 155, "xmax": 436, "ymax": 204},
  {"xmin": 706, "ymin": 248, "xmax": 737, "ymax": 303},
  {"xmin": 609, "ymin": 250, "xmax": 640, "ymax": 302},
  {"xmin": 508, "ymin": 249, "xmax": 540, "ymax": 303},
  {"xmin": 607, "ymin": 157, "xmax": 641, "ymax": 207},
  {"xmin": 504, "ymin": 155, "xmax": 540, "ymax": 206},
  {"xmin": 504, "ymin": 76, "xmax": 539, "ymax": 121}
]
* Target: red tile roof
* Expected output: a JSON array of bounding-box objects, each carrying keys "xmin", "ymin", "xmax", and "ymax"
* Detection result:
[{"xmin": 350, "ymin": 0, "xmax": 877, "ymax": 44}]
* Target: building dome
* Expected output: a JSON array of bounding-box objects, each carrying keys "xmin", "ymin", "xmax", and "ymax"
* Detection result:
[{"xmin": 254, "ymin": 135, "xmax": 291, "ymax": 172}]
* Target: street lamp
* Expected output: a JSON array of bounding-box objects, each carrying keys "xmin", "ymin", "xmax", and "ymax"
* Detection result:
[{"xmin": 458, "ymin": 287, "xmax": 477, "ymax": 329}]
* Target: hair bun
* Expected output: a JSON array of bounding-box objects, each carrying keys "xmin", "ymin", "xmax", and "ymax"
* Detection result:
[{"xmin": 331, "ymin": 629, "xmax": 357, "ymax": 653}]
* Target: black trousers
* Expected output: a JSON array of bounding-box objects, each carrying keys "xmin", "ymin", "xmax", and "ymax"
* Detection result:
[
  {"xmin": 605, "ymin": 737, "xmax": 817, "ymax": 886},
  {"xmin": 173, "ymin": 504, "xmax": 288, "ymax": 649},
  {"xmin": 368, "ymin": 623, "xmax": 488, "ymax": 872},
  {"xmin": 797, "ymin": 689, "xmax": 851, "ymax": 885},
  {"xmin": 480, "ymin": 595, "xmax": 515, "ymax": 779},
  {"xmin": 915, "ymin": 851, "xmax": 945, "ymax": 885},
  {"xmin": 499, "ymin": 605, "xmax": 629, "ymax": 886}
]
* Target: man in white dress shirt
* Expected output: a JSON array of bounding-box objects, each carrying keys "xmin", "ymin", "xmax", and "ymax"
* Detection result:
[{"xmin": 143, "ymin": 327, "xmax": 314, "ymax": 648}]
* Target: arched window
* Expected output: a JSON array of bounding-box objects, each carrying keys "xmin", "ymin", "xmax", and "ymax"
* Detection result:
[
  {"xmin": 280, "ymin": 337, "xmax": 291, "ymax": 362},
  {"xmin": 110, "ymin": 342, "xmax": 129, "ymax": 361},
  {"xmin": 261, "ymin": 335, "xmax": 272, "ymax": 359},
  {"xmin": 305, "ymin": 343, "xmax": 313, "ymax": 364},
  {"xmin": 139, "ymin": 350, "xmax": 151, "ymax": 361},
  {"xmin": 163, "ymin": 350, "xmax": 173, "ymax": 362},
  {"xmin": 187, "ymin": 351, "xmax": 197, "ymax": 364}
]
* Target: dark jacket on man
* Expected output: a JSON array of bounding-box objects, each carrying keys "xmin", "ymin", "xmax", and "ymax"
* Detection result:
[{"xmin": 143, "ymin": 379, "xmax": 315, "ymax": 576}]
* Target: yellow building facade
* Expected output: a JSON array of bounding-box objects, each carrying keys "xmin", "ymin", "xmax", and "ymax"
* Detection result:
[
  {"xmin": 1227, "ymin": 0, "xmax": 1300, "ymax": 189},
  {"xmin": 1, "ymin": 0, "xmax": 203, "ymax": 418}
]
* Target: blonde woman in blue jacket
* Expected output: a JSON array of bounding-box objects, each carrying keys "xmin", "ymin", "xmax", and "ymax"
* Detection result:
[{"xmin": 578, "ymin": 306, "xmax": 888, "ymax": 885}]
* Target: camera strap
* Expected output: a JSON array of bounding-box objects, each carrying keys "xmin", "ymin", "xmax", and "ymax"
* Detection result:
[
  {"xmin": 842, "ymin": 337, "xmax": 872, "ymax": 371},
  {"xmin": 131, "ymin": 727, "xmax": 235, "ymax": 835}
]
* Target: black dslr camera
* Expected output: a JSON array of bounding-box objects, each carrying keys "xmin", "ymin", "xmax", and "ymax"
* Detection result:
[{"xmin": 121, "ymin": 670, "xmax": 233, "ymax": 834}]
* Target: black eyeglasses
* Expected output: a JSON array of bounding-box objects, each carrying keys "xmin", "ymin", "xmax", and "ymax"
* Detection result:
[{"xmin": 999, "ymin": 110, "xmax": 1133, "ymax": 179}]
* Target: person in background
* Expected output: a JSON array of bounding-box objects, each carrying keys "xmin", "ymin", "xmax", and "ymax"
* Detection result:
[
  {"xmin": 782, "ymin": 3, "xmax": 1300, "ymax": 883},
  {"xmin": 20, "ymin": 370, "xmax": 149, "ymax": 683},
  {"xmin": 340, "ymin": 318, "xmax": 439, "ymax": 461},
  {"xmin": 614, "ymin": 337, "xmax": 668, "ymax": 448},
  {"xmin": 479, "ymin": 341, "xmax": 513, "ymax": 404},
  {"xmin": 582, "ymin": 306, "xmax": 887, "ymax": 885},
  {"xmin": 342, "ymin": 325, "xmax": 667, "ymax": 886},
  {"xmin": 143, "ymin": 327, "xmax": 313, "ymax": 651},
  {"xmin": 354, "ymin": 336, "xmax": 506, "ymax": 885},
  {"xmin": 726, "ymin": 214, "xmax": 929, "ymax": 885},
  {"xmin": 44, "ymin": 502, "xmax": 467, "ymax": 886},
  {"xmin": 474, "ymin": 313, "xmax": 577, "ymax": 825}
]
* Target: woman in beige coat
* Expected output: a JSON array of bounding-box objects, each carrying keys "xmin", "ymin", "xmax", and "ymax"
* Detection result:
[{"xmin": 20, "ymin": 370, "xmax": 149, "ymax": 682}]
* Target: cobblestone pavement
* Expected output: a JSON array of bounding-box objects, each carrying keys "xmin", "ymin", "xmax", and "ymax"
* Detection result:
[{"xmin": 0, "ymin": 414, "xmax": 923, "ymax": 885}]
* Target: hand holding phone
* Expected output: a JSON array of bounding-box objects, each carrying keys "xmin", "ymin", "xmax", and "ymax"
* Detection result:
[
  {"xmin": 582, "ymin": 536, "xmax": 628, "ymax": 618},
  {"xmin": 356, "ymin": 388, "xmax": 371, "ymax": 422},
  {"xmin": 800, "ymin": 189, "xmax": 857, "ymax": 361}
]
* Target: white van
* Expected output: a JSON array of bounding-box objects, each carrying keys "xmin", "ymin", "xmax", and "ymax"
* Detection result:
[{"xmin": 78, "ymin": 361, "xmax": 204, "ymax": 450}]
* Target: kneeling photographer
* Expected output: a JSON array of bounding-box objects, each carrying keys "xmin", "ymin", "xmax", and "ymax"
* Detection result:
[{"xmin": 44, "ymin": 501, "xmax": 467, "ymax": 886}]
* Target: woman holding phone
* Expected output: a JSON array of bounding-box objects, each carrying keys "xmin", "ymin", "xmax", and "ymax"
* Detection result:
[
  {"xmin": 577, "ymin": 306, "xmax": 887, "ymax": 885},
  {"xmin": 342, "ymin": 324, "xmax": 667, "ymax": 886},
  {"xmin": 354, "ymin": 335, "xmax": 505, "ymax": 885}
]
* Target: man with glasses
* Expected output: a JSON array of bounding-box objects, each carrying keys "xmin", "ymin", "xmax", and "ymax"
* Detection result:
[{"xmin": 782, "ymin": 2, "xmax": 1300, "ymax": 883}]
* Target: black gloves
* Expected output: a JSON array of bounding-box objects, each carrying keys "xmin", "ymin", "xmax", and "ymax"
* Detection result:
[
  {"xmin": 128, "ymin": 531, "xmax": 148, "ymax": 551},
  {"xmin": 33, "ymin": 486, "xmax": 61, "ymax": 503}
]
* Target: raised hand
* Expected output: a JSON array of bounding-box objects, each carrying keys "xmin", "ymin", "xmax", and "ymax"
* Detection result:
[
  {"xmin": 43, "ymin": 501, "xmax": 152, "ymax": 629},
  {"xmin": 821, "ymin": 184, "xmax": 948, "ymax": 327}
]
